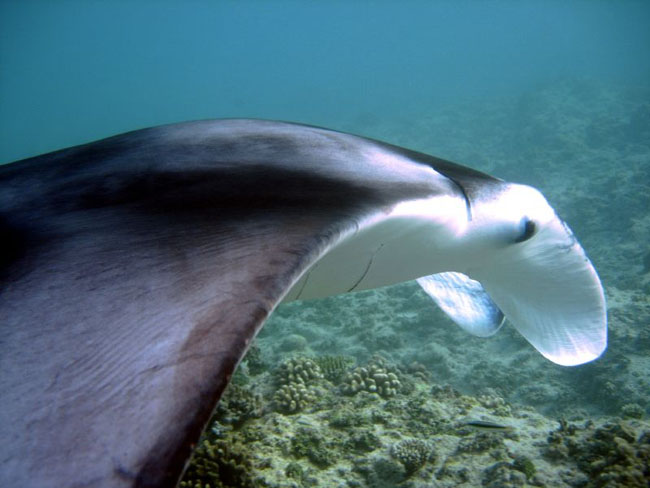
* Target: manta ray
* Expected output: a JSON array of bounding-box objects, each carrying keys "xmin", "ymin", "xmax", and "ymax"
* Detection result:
[{"xmin": 0, "ymin": 119, "xmax": 606, "ymax": 487}]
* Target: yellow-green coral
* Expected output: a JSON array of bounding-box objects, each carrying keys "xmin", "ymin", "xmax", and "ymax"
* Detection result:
[
  {"xmin": 276, "ymin": 357, "xmax": 323, "ymax": 386},
  {"xmin": 390, "ymin": 438, "xmax": 432, "ymax": 474},
  {"xmin": 315, "ymin": 355, "xmax": 354, "ymax": 384},
  {"xmin": 213, "ymin": 384, "xmax": 262, "ymax": 427},
  {"xmin": 341, "ymin": 359, "xmax": 401, "ymax": 398},
  {"xmin": 273, "ymin": 357, "xmax": 323, "ymax": 413},
  {"xmin": 273, "ymin": 383, "xmax": 318, "ymax": 413},
  {"xmin": 180, "ymin": 438, "xmax": 257, "ymax": 488}
]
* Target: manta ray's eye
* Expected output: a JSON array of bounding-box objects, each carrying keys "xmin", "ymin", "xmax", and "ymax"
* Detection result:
[{"xmin": 514, "ymin": 218, "xmax": 537, "ymax": 243}]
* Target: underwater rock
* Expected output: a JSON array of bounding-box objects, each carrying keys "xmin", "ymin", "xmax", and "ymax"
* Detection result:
[
  {"xmin": 341, "ymin": 357, "xmax": 401, "ymax": 398},
  {"xmin": 456, "ymin": 431, "xmax": 506, "ymax": 455},
  {"xmin": 575, "ymin": 422, "xmax": 650, "ymax": 487},
  {"xmin": 636, "ymin": 319, "xmax": 650, "ymax": 355},
  {"xmin": 477, "ymin": 392, "xmax": 512, "ymax": 417},
  {"xmin": 328, "ymin": 408, "xmax": 369, "ymax": 429},
  {"xmin": 346, "ymin": 430, "xmax": 382, "ymax": 453},
  {"xmin": 430, "ymin": 383, "xmax": 463, "ymax": 399},
  {"xmin": 642, "ymin": 248, "xmax": 650, "ymax": 273},
  {"xmin": 278, "ymin": 333, "xmax": 308, "ymax": 352},
  {"xmin": 545, "ymin": 420, "xmax": 650, "ymax": 487},
  {"xmin": 353, "ymin": 457, "xmax": 407, "ymax": 488},
  {"xmin": 390, "ymin": 438, "xmax": 432, "ymax": 475},
  {"xmin": 290, "ymin": 427, "xmax": 337, "ymax": 468},
  {"xmin": 406, "ymin": 361, "xmax": 431, "ymax": 382},
  {"xmin": 482, "ymin": 461, "xmax": 527, "ymax": 488},
  {"xmin": 284, "ymin": 461, "xmax": 304, "ymax": 481},
  {"xmin": 621, "ymin": 403, "xmax": 645, "ymax": 420},
  {"xmin": 511, "ymin": 455, "xmax": 536, "ymax": 480}
]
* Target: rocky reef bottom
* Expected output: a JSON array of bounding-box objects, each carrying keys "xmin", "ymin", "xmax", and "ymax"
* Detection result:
[{"xmin": 179, "ymin": 353, "xmax": 650, "ymax": 488}]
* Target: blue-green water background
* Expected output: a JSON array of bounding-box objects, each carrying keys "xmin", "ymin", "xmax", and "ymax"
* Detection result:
[{"xmin": 1, "ymin": 1, "xmax": 648, "ymax": 163}]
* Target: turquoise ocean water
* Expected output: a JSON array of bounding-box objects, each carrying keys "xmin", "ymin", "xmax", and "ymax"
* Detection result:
[{"xmin": 2, "ymin": 1, "xmax": 649, "ymax": 486}]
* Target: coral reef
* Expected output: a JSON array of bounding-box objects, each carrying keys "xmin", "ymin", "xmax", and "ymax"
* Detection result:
[
  {"xmin": 482, "ymin": 461, "xmax": 527, "ymax": 488},
  {"xmin": 314, "ymin": 354, "xmax": 354, "ymax": 384},
  {"xmin": 275, "ymin": 357, "xmax": 323, "ymax": 386},
  {"xmin": 546, "ymin": 420, "xmax": 650, "ymax": 487},
  {"xmin": 181, "ymin": 350, "xmax": 650, "ymax": 488},
  {"xmin": 242, "ymin": 345, "xmax": 266, "ymax": 376},
  {"xmin": 621, "ymin": 403, "xmax": 645, "ymax": 419},
  {"xmin": 272, "ymin": 356, "xmax": 324, "ymax": 413},
  {"xmin": 390, "ymin": 438, "xmax": 432, "ymax": 474},
  {"xmin": 511, "ymin": 455, "xmax": 536, "ymax": 480},
  {"xmin": 179, "ymin": 438, "xmax": 257, "ymax": 488},
  {"xmin": 290, "ymin": 427, "xmax": 337, "ymax": 468},
  {"xmin": 346, "ymin": 429, "xmax": 382, "ymax": 453},
  {"xmin": 456, "ymin": 431, "xmax": 506, "ymax": 454},
  {"xmin": 213, "ymin": 384, "xmax": 262, "ymax": 427},
  {"xmin": 341, "ymin": 357, "xmax": 401, "ymax": 398},
  {"xmin": 273, "ymin": 383, "xmax": 317, "ymax": 414}
]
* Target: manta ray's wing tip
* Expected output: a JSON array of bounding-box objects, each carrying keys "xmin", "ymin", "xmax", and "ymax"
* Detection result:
[
  {"xmin": 481, "ymin": 224, "xmax": 608, "ymax": 367},
  {"xmin": 418, "ymin": 221, "xmax": 607, "ymax": 367}
]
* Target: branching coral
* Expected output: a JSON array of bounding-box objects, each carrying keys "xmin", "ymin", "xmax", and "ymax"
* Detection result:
[{"xmin": 315, "ymin": 355, "xmax": 354, "ymax": 384}]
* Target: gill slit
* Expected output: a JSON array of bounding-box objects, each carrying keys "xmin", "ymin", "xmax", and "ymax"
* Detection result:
[
  {"xmin": 445, "ymin": 176, "xmax": 473, "ymax": 221},
  {"xmin": 347, "ymin": 243, "xmax": 384, "ymax": 293},
  {"xmin": 295, "ymin": 270, "xmax": 312, "ymax": 300}
]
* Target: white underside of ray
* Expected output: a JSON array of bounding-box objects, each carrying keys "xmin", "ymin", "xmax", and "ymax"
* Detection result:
[
  {"xmin": 283, "ymin": 193, "xmax": 470, "ymax": 302},
  {"xmin": 467, "ymin": 220, "xmax": 606, "ymax": 366},
  {"xmin": 417, "ymin": 272, "xmax": 504, "ymax": 337},
  {"xmin": 285, "ymin": 180, "xmax": 606, "ymax": 367},
  {"xmin": 456, "ymin": 184, "xmax": 607, "ymax": 366}
]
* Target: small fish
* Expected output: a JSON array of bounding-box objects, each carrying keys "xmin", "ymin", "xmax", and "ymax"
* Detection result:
[{"xmin": 462, "ymin": 419, "xmax": 513, "ymax": 431}]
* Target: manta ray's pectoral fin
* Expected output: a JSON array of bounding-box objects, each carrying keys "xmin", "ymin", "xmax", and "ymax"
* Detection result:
[
  {"xmin": 417, "ymin": 272, "xmax": 505, "ymax": 337},
  {"xmin": 419, "ymin": 224, "xmax": 606, "ymax": 367},
  {"xmin": 0, "ymin": 150, "xmax": 374, "ymax": 487},
  {"xmin": 473, "ymin": 227, "xmax": 607, "ymax": 366}
]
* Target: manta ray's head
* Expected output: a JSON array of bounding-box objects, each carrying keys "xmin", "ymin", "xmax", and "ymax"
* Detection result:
[
  {"xmin": 454, "ymin": 182, "xmax": 608, "ymax": 366},
  {"xmin": 462, "ymin": 183, "xmax": 559, "ymax": 248}
]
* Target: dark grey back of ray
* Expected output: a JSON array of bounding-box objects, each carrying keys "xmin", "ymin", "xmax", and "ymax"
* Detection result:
[{"xmin": 0, "ymin": 119, "xmax": 497, "ymax": 487}]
